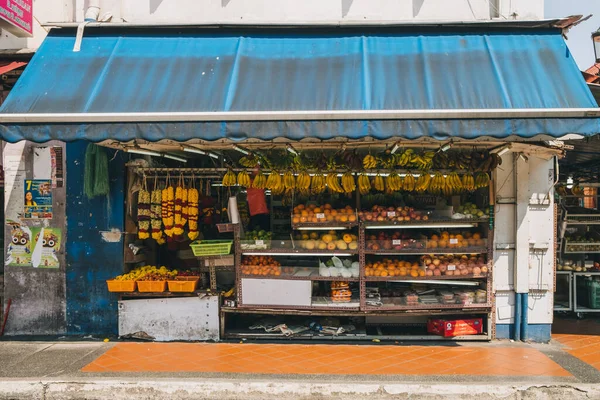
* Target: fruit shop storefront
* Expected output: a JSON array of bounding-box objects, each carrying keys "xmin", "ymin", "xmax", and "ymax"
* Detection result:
[{"xmin": 0, "ymin": 21, "xmax": 598, "ymax": 342}]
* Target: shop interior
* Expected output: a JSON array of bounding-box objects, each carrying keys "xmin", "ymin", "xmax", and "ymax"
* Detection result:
[{"xmin": 101, "ymin": 139, "xmax": 511, "ymax": 341}]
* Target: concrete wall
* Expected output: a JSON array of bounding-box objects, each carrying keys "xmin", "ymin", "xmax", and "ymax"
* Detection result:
[
  {"xmin": 2, "ymin": 141, "xmax": 67, "ymax": 335},
  {"xmin": 0, "ymin": 0, "xmax": 545, "ymax": 50}
]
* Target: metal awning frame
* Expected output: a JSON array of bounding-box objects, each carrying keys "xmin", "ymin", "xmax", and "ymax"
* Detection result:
[{"xmin": 2, "ymin": 108, "xmax": 600, "ymax": 123}]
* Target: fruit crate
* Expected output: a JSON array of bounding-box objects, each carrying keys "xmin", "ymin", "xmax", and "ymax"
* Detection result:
[
  {"xmin": 137, "ymin": 280, "xmax": 167, "ymax": 293},
  {"xmin": 190, "ymin": 240, "xmax": 233, "ymax": 256},
  {"xmin": 168, "ymin": 279, "xmax": 199, "ymax": 292},
  {"xmin": 106, "ymin": 280, "xmax": 136, "ymax": 293},
  {"xmin": 587, "ymin": 280, "xmax": 600, "ymax": 309},
  {"xmin": 175, "ymin": 276, "xmax": 201, "ymax": 281}
]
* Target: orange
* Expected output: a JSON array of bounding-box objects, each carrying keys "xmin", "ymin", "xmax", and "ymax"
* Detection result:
[
  {"xmin": 292, "ymin": 217, "xmax": 300, "ymax": 224},
  {"xmin": 380, "ymin": 270, "xmax": 388, "ymax": 277},
  {"xmin": 410, "ymin": 270, "xmax": 419, "ymax": 278}
]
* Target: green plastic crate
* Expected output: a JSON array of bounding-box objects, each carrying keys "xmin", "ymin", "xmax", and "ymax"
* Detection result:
[
  {"xmin": 190, "ymin": 240, "xmax": 233, "ymax": 256},
  {"xmin": 587, "ymin": 280, "xmax": 600, "ymax": 309}
]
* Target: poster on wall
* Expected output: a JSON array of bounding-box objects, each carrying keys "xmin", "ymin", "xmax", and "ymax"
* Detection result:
[
  {"xmin": 23, "ymin": 179, "xmax": 53, "ymax": 219},
  {"xmin": 5, "ymin": 224, "xmax": 32, "ymax": 266},
  {"xmin": 31, "ymin": 227, "xmax": 61, "ymax": 269}
]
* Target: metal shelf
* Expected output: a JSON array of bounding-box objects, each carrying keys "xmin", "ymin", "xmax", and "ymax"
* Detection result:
[
  {"xmin": 363, "ymin": 303, "xmax": 492, "ymax": 312},
  {"xmin": 362, "ymin": 219, "xmax": 488, "ymax": 229},
  {"xmin": 365, "ymin": 247, "xmax": 487, "ymax": 256},
  {"xmin": 364, "ymin": 274, "xmax": 488, "ymax": 282},
  {"xmin": 241, "ymin": 249, "xmax": 358, "ymax": 256},
  {"xmin": 292, "ymin": 221, "xmax": 358, "ymax": 230},
  {"xmin": 240, "ymin": 274, "xmax": 359, "ymax": 282}
]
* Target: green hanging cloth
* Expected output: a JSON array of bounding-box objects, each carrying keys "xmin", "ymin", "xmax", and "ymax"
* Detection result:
[{"xmin": 83, "ymin": 143, "xmax": 110, "ymax": 199}]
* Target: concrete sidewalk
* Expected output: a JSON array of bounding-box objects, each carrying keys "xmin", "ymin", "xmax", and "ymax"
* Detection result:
[{"xmin": 1, "ymin": 336, "xmax": 600, "ymax": 399}]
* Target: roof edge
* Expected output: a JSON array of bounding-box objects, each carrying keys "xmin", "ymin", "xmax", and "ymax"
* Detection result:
[{"xmin": 42, "ymin": 18, "xmax": 572, "ymax": 31}]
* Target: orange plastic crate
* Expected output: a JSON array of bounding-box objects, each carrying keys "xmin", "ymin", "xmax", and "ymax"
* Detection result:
[
  {"xmin": 137, "ymin": 280, "xmax": 167, "ymax": 293},
  {"xmin": 106, "ymin": 280, "xmax": 137, "ymax": 292},
  {"xmin": 175, "ymin": 276, "xmax": 201, "ymax": 281},
  {"xmin": 168, "ymin": 280, "xmax": 199, "ymax": 293}
]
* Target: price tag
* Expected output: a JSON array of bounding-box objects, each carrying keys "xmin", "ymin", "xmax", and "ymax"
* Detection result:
[
  {"xmin": 449, "ymin": 238, "xmax": 459, "ymax": 244},
  {"xmin": 392, "ymin": 239, "xmax": 402, "ymax": 245},
  {"xmin": 447, "ymin": 264, "xmax": 456, "ymax": 271},
  {"xmin": 316, "ymin": 213, "xmax": 325, "ymax": 219},
  {"xmin": 255, "ymin": 240, "xmax": 264, "ymax": 246},
  {"xmin": 387, "ymin": 211, "xmax": 396, "ymax": 217}
]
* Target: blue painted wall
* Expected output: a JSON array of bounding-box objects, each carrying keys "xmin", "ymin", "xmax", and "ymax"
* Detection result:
[
  {"xmin": 65, "ymin": 141, "xmax": 126, "ymax": 335},
  {"xmin": 496, "ymin": 324, "xmax": 552, "ymax": 343}
]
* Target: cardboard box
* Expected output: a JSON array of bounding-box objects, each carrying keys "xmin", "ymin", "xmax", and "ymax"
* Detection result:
[{"xmin": 428, "ymin": 318, "xmax": 483, "ymax": 337}]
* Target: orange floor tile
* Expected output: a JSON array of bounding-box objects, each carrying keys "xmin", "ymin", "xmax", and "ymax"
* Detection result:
[
  {"xmin": 82, "ymin": 343, "xmax": 570, "ymax": 376},
  {"xmin": 554, "ymin": 334, "xmax": 600, "ymax": 371}
]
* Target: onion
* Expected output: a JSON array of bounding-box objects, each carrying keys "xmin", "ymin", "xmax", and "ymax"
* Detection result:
[
  {"xmin": 426, "ymin": 270, "xmax": 434, "ymax": 276},
  {"xmin": 445, "ymin": 270, "xmax": 454, "ymax": 276},
  {"xmin": 428, "ymin": 264, "xmax": 436, "ymax": 271},
  {"xmin": 433, "ymin": 269, "xmax": 442, "ymax": 276},
  {"xmin": 473, "ymin": 266, "xmax": 481, "ymax": 275},
  {"xmin": 461, "ymin": 269, "xmax": 469, "ymax": 276}
]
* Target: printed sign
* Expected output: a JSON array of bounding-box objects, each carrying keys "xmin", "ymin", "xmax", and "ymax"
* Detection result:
[
  {"xmin": 447, "ymin": 264, "xmax": 456, "ymax": 271},
  {"xmin": 392, "ymin": 239, "xmax": 402, "ymax": 245},
  {"xmin": 0, "ymin": 0, "xmax": 32, "ymax": 37},
  {"xmin": 31, "ymin": 227, "xmax": 61, "ymax": 268},
  {"xmin": 6, "ymin": 224, "xmax": 32, "ymax": 266},
  {"xmin": 449, "ymin": 238, "xmax": 459, "ymax": 244},
  {"xmin": 23, "ymin": 179, "xmax": 52, "ymax": 219}
]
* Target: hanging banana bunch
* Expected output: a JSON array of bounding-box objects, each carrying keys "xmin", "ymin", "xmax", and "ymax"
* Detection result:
[
  {"xmin": 403, "ymin": 173, "xmax": 416, "ymax": 192},
  {"xmin": 447, "ymin": 172, "xmax": 463, "ymax": 192},
  {"xmin": 415, "ymin": 173, "xmax": 432, "ymax": 193},
  {"xmin": 373, "ymin": 173, "xmax": 385, "ymax": 192},
  {"xmin": 474, "ymin": 172, "xmax": 490, "ymax": 189},
  {"xmin": 296, "ymin": 171, "xmax": 311, "ymax": 192},
  {"xmin": 283, "ymin": 170, "xmax": 296, "ymax": 190},
  {"xmin": 237, "ymin": 170, "xmax": 251, "ymax": 187},
  {"xmin": 385, "ymin": 172, "xmax": 402, "ymax": 192},
  {"xmin": 326, "ymin": 172, "xmax": 344, "ymax": 193},
  {"xmin": 252, "ymin": 170, "xmax": 268, "ymax": 189},
  {"xmin": 442, "ymin": 180, "xmax": 453, "ymax": 197},
  {"xmin": 188, "ymin": 184, "xmax": 200, "ymax": 241},
  {"xmin": 428, "ymin": 172, "xmax": 445, "ymax": 193},
  {"xmin": 222, "ymin": 169, "xmax": 237, "ymax": 187},
  {"xmin": 462, "ymin": 173, "xmax": 476, "ymax": 191},
  {"xmin": 150, "ymin": 185, "xmax": 164, "ymax": 244},
  {"xmin": 341, "ymin": 172, "xmax": 356, "ymax": 194},
  {"xmin": 266, "ymin": 171, "xmax": 283, "ymax": 191},
  {"xmin": 357, "ymin": 173, "xmax": 371, "ymax": 195},
  {"xmin": 162, "ymin": 184, "xmax": 175, "ymax": 237},
  {"xmin": 311, "ymin": 173, "xmax": 326, "ymax": 195},
  {"xmin": 397, "ymin": 149, "xmax": 414, "ymax": 167},
  {"xmin": 137, "ymin": 186, "xmax": 151, "ymax": 240},
  {"xmin": 362, "ymin": 154, "xmax": 377, "ymax": 169}
]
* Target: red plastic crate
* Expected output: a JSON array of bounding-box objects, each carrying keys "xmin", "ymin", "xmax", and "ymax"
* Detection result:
[{"xmin": 428, "ymin": 318, "xmax": 483, "ymax": 337}]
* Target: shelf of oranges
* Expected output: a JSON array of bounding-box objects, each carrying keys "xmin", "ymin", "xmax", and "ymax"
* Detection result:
[{"xmin": 291, "ymin": 204, "xmax": 358, "ymax": 230}]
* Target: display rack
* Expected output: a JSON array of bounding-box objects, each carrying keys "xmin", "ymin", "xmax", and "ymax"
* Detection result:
[
  {"xmin": 573, "ymin": 272, "xmax": 600, "ymax": 314},
  {"xmin": 554, "ymin": 271, "xmax": 573, "ymax": 312},
  {"xmin": 230, "ymin": 211, "xmax": 494, "ymax": 339}
]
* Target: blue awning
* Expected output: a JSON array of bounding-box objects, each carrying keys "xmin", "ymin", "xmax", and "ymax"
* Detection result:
[{"xmin": 0, "ymin": 27, "xmax": 598, "ymax": 143}]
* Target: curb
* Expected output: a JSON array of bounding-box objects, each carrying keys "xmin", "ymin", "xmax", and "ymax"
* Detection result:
[{"xmin": 1, "ymin": 380, "xmax": 599, "ymax": 400}]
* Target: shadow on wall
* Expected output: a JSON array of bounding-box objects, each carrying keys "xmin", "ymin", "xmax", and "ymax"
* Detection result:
[
  {"xmin": 342, "ymin": 0, "xmax": 353, "ymax": 17},
  {"xmin": 150, "ymin": 0, "xmax": 164, "ymax": 14},
  {"xmin": 222, "ymin": 0, "xmax": 232, "ymax": 6},
  {"xmin": 413, "ymin": 0, "xmax": 425, "ymax": 17}
]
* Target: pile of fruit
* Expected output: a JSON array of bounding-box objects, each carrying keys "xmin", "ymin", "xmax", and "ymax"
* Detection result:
[
  {"xmin": 366, "ymin": 231, "xmax": 425, "ymax": 251},
  {"xmin": 296, "ymin": 231, "xmax": 358, "ymax": 251},
  {"xmin": 241, "ymin": 229, "xmax": 273, "ymax": 249},
  {"xmin": 564, "ymin": 235, "xmax": 600, "ymax": 252},
  {"xmin": 114, "ymin": 265, "xmax": 178, "ymax": 281},
  {"xmin": 453, "ymin": 202, "xmax": 488, "ymax": 219},
  {"xmin": 359, "ymin": 206, "xmax": 428, "ymax": 223},
  {"xmin": 364, "ymin": 259, "xmax": 426, "ymax": 278},
  {"xmin": 240, "ymin": 255, "xmax": 290, "ymax": 276},
  {"xmin": 425, "ymin": 232, "xmax": 485, "ymax": 250},
  {"xmin": 422, "ymin": 255, "xmax": 488, "ymax": 277},
  {"xmin": 331, "ymin": 281, "xmax": 353, "ymax": 303},
  {"xmin": 292, "ymin": 204, "xmax": 357, "ymax": 224}
]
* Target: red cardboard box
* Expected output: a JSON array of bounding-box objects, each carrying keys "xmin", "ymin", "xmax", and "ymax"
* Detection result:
[{"xmin": 428, "ymin": 318, "xmax": 483, "ymax": 337}]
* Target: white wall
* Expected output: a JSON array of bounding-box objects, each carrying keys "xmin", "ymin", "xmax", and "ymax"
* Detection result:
[{"xmin": 0, "ymin": 0, "xmax": 544, "ymax": 51}]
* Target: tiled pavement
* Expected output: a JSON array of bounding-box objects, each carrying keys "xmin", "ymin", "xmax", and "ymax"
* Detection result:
[
  {"xmin": 554, "ymin": 334, "xmax": 600, "ymax": 372},
  {"xmin": 82, "ymin": 342, "xmax": 571, "ymax": 377}
]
